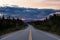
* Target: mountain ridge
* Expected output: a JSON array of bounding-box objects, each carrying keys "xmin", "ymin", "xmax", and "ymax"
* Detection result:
[{"xmin": 0, "ymin": 6, "xmax": 60, "ymax": 20}]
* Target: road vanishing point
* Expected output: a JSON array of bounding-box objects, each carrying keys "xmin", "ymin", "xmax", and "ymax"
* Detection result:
[{"xmin": 0, "ymin": 25, "xmax": 60, "ymax": 40}]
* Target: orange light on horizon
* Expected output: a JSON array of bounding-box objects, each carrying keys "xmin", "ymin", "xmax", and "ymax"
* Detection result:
[
  {"xmin": 54, "ymin": 12, "xmax": 60, "ymax": 14},
  {"xmin": 0, "ymin": 0, "xmax": 60, "ymax": 9},
  {"xmin": 20, "ymin": 18, "xmax": 26, "ymax": 21}
]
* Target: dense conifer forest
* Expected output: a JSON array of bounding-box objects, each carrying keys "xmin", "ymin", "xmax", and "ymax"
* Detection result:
[
  {"xmin": 28, "ymin": 14, "xmax": 60, "ymax": 35},
  {"xmin": 0, "ymin": 16, "xmax": 27, "ymax": 36}
]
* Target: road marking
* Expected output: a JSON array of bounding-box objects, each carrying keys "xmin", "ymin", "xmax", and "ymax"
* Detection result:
[
  {"xmin": 0, "ymin": 34, "xmax": 13, "ymax": 40},
  {"xmin": 29, "ymin": 30, "xmax": 32, "ymax": 40},
  {"xmin": 37, "ymin": 30, "xmax": 60, "ymax": 40},
  {"xmin": 0, "ymin": 30, "xmax": 21, "ymax": 40}
]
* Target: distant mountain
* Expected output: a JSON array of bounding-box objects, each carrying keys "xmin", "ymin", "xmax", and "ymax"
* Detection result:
[
  {"xmin": 0, "ymin": 6, "xmax": 60, "ymax": 20},
  {"xmin": 55, "ymin": 10, "xmax": 60, "ymax": 12}
]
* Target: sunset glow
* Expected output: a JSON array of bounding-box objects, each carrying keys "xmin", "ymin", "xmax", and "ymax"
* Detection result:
[{"xmin": 0, "ymin": 0, "xmax": 60, "ymax": 9}]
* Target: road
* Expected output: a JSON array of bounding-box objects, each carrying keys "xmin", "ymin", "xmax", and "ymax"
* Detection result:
[{"xmin": 0, "ymin": 25, "xmax": 60, "ymax": 40}]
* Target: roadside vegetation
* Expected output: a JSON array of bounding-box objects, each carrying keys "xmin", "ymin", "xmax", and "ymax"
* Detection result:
[
  {"xmin": 0, "ymin": 16, "xmax": 28, "ymax": 36},
  {"xmin": 28, "ymin": 14, "xmax": 60, "ymax": 35}
]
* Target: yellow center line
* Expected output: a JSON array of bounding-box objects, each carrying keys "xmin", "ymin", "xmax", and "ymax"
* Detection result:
[{"xmin": 29, "ymin": 30, "xmax": 32, "ymax": 40}]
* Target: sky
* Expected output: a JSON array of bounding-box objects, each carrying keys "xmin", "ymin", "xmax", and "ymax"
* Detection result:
[{"xmin": 0, "ymin": 0, "xmax": 60, "ymax": 9}]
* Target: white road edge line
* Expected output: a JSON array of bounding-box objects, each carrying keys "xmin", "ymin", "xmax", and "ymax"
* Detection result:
[
  {"xmin": 29, "ymin": 30, "xmax": 32, "ymax": 40},
  {"xmin": 44, "ymin": 32, "xmax": 60, "ymax": 40},
  {"xmin": 0, "ymin": 31, "xmax": 19, "ymax": 40},
  {"xmin": 0, "ymin": 34, "xmax": 13, "ymax": 40},
  {"xmin": 38, "ymin": 30, "xmax": 60, "ymax": 40}
]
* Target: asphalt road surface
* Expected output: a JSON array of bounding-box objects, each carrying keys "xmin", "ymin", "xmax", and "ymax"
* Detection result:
[{"xmin": 0, "ymin": 25, "xmax": 60, "ymax": 40}]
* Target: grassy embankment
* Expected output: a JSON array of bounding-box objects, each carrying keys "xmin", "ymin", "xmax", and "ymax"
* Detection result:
[
  {"xmin": 0, "ymin": 16, "xmax": 28, "ymax": 36},
  {"xmin": 28, "ymin": 14, "xmax": 60, "ymax": 35}
]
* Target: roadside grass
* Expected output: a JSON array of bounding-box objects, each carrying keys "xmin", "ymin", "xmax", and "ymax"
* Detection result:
[
  {"xmin": 0, "ymin": 25, "xmax": 28, "ymax": 36},
  {"xmin": 30, "ymin": 24, "xmax": 60, "ymax": 35},
  {"xmin": 28, "ymin": 14, "xmax": 60, "ymax": 35}
]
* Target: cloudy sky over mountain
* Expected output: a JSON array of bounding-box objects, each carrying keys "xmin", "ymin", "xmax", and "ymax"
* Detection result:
[{"xmin": 0, "ymin": 0, "xmax": 60, "ymax": 9}]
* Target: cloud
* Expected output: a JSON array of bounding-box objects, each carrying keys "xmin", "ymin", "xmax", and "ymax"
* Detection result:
[
  {"xmin": 0, "ymin": 14, "xmax": 3, "ymax": 16},
  {"xmin": 0, "ymin": 14, "xmax": 6, "ymax": 16},
  {"xmin": 44, "ymin": 0, "xmax": 60, "ymax": 4},
  {"xmin": 0, "ymin": 13, "xmax": 7, "ymax": 17},
  {"xmin": 0, "ymin": 0, "xmax": 60, "ymax": 9}
]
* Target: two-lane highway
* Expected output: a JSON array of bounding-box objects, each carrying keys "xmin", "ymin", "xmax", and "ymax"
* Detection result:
[
  {"xmin": 0, "ymin": 28, "xmax": 29, "ymax": 40},
  {"xmin": 0, "ymin": 25, "xmax": 60, "ymax": 40}
]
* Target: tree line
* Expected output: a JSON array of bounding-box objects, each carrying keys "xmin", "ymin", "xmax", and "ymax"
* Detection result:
[
  {"xmin": 0, "ymin": 16, "xmax": 27, "ymax": 35},
  {"xmin": 28, "ymin": 14, "xmax": 60, "ymax": 35}
]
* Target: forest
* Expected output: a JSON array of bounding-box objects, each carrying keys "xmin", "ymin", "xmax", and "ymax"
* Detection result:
[
  {"xmin": 0, "ymin": 16, "xmax": 27, "ymax": 36},
  {"xmin": 28, "ymin": 14, "xmax": 60, "ymax": 35}
]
